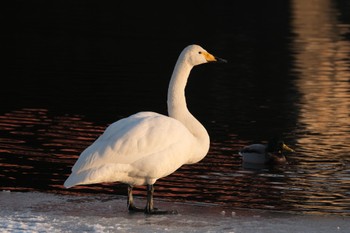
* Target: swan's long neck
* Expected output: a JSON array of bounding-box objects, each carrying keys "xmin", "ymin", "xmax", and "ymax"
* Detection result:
[
  {"xmin": 167, "ymin": 59, "xmax": 191, "ymax": 116},
  {"xmin": 167, "ymin": 56, "xmax": 210, "ymax": 164}
]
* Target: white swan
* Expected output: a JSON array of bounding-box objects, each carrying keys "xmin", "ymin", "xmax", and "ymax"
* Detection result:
[{"xmin": 64, "ymin": 44, "xmax": 227, "ymax": 214}]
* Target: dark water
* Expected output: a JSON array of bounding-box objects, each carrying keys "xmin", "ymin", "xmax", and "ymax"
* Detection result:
[{"xmin": 1, "ymin": 1, "xmax": 350, "ymax": 216}]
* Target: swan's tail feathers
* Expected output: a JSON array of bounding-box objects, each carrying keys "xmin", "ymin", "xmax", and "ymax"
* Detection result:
[
  {"xmin": 63, "ymin": 174, "xmax": 80, "ymax": 188},
  {"xmin": 63, "ymin": 170, "xmax": 98, "ymax": 188},
  {"xmin": 63, "ymin": 164, "xmax": 130, "ymax": 188},
  {"xmin": 63, "ymin": 169, "xmax": 97, "ymax": 188}
]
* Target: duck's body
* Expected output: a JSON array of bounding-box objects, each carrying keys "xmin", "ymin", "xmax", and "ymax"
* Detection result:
[
  {"xmin": 64, "ymin": 44, "xmax": 226, "ymax": 214},
  {"xmin": 239, "ymin": 139, "xmax": 294, "ymax": 164}
]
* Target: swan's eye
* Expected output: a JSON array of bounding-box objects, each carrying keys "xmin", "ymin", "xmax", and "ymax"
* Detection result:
[{"xmin": 198, "ymin": 51, "xmax": 202, "ymax": 54}]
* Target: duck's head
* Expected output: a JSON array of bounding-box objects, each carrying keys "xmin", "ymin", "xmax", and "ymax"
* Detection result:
[
  {"xmin": 266, "ymin": 139, "xmax": 294, "ymax": 164},
  {"xmin": 267, "ymin": 138, "xmax": 295, "ymax": 154},
  {"xmin": 180, "ymin": 44, "xmax": 227, "ymax": 67}
]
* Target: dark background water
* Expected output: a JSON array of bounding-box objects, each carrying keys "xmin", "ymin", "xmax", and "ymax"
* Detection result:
[{"xmin": 1, "ymin": 0, "xmax": 350, "ymax": 216}]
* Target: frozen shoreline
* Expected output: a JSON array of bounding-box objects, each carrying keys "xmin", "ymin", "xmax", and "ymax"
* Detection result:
[{"xmin": 1, "ymin": 191, "xmax": 349, "ymax": 233}]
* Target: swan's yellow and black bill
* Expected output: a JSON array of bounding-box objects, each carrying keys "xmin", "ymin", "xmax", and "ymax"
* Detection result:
[
  {"xmin": 282, "ymin": 143, "xmax": 295, "ymax": 152},
  {"xmin": 203, "ymin": 51, "xmax": 227, "ymax": 63}
]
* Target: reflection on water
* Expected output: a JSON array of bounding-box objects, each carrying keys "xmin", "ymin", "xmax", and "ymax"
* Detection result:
[
  {"xmin": 292, "ymin": 0, "xmax": 350, "ymax": 155},
  {"xmin": 287, "ymin": 0, "xmax": 350, "ymax": 215},
  {"xmin": 1, "ymin": 0, "xmax": 350, "ymax": 216}
]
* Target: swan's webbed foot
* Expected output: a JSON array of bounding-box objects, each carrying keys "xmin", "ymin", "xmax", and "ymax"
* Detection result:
[
  {"xmin": 127, "ymin": 184, "xmax": 178, "ymax": 215},
  {"xmin": 144, "ymin": 184, "xmax": 178, "ymax": 215},
  {"xmin": 144, "ymin": 207, "xmax": 178, "ymax": 215},
  {"xmin": 129, "ymin": 204, "xmax": 177, "ymax": 214},
  {"xmin": 127, "ymin": 185, "xmax": 144, "ymax": 213},
  {"xmin": 128, "ymin": 203, "xmax": 144, "ymax": 213}
]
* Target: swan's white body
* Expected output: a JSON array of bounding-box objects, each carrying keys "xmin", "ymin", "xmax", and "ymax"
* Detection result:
[
  {"xmin": 64, "ymin": 45, "xmax": 221, "ymax": 189},
  {"xmin": 64, "ymin": 111, "xmax": 208, "ymax": 187}
]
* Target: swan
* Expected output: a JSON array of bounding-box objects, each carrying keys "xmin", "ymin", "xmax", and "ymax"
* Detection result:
[
  {"xmin": 239, "ymin": 138, "xmax": 295, "ymax": 164},
  {"xmin": 64, "ymin": 44, "xmax": 227, "ymax": 214}
]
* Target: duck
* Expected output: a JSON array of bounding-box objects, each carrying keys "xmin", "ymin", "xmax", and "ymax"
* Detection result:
[
  {"xmin": 63, "ymin": 44, "xmax": 227, "ymax": 214},
  {"xmin": 238, "ymin": 138, "xmax": 295, "ymax": 164}
]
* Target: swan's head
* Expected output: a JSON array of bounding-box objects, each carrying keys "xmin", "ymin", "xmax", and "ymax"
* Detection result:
[{"xmin": 181, "ymin": 44, "xmax": 227, "ymax": 67}]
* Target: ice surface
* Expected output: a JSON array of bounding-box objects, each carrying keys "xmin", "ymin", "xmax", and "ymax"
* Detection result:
[{"xmin": 1, "ymin": 190, "xmax": 349, "ymax": 233}]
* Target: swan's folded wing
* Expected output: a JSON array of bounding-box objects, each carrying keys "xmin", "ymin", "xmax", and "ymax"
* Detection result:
[{"xmin": 69, "ymin": 112, "xmax": 193, "ymax": 174}]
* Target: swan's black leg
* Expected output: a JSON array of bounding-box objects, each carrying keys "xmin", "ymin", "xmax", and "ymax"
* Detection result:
[
  {"xmin": 145, "ymin": 184, "xmax": 155, "ymax": 213},
  {"xmin": 144, "ymin": 184, "xmax": 178, "ymax": 215},
  {"xmin": 127, "ymin": 185, "xmax": 143, "ymax": 212}
]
